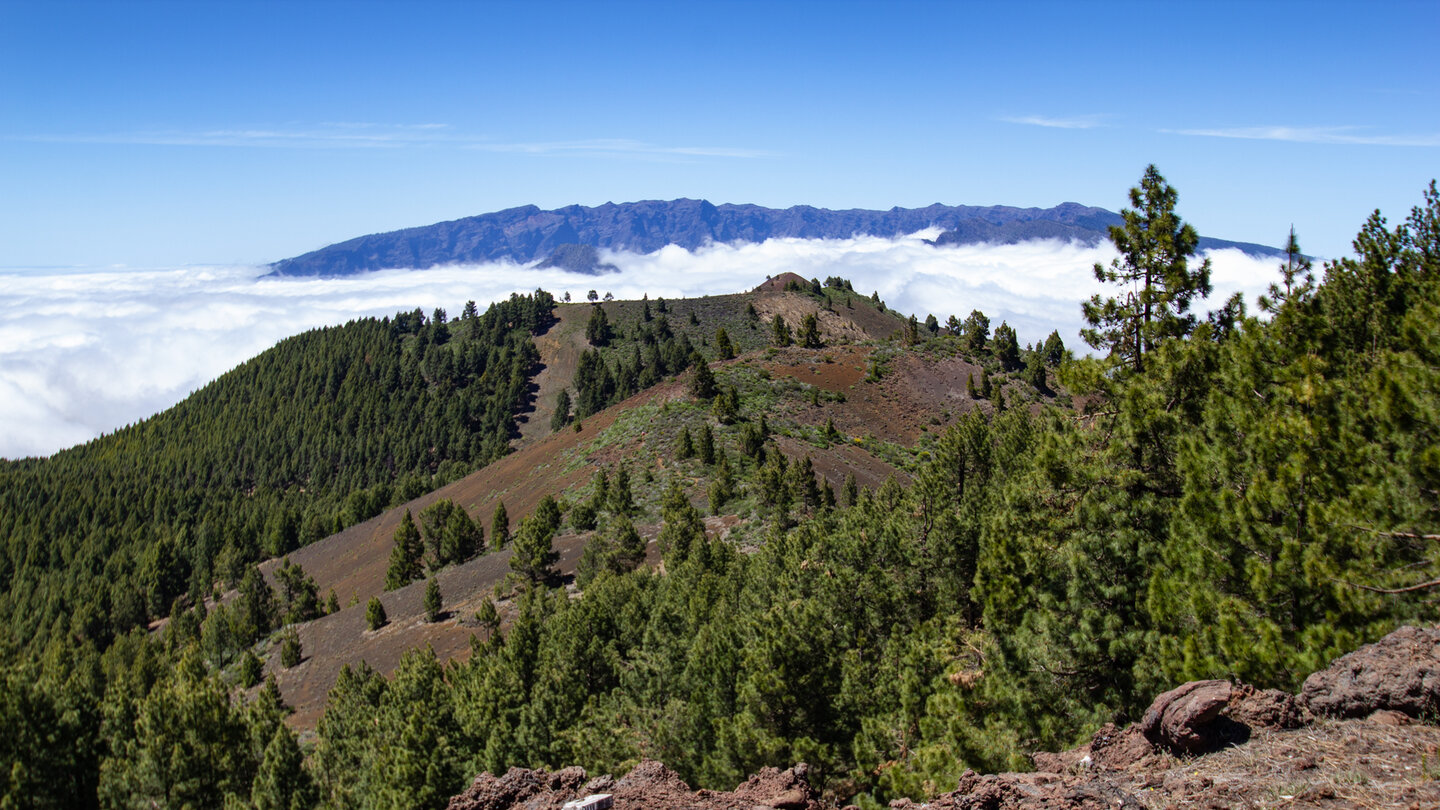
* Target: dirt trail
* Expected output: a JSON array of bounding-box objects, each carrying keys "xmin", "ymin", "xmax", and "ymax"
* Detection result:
[{"xmin": 516, "ymin": 304, "xmax": 592, "ymax": 448}]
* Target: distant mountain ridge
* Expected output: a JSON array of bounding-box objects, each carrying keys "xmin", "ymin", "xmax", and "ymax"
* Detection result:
[{"xmin": 267, "ymin": 198, "xmax": 1281, "ymax": 277}]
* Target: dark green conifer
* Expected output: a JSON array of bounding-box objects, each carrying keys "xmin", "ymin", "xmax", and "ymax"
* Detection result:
[
  {"xmin": 384, "ymin": 510, "xmax": 424, "ymax": 590},
  {"xmin": 250, "ymin": 723, "xmax": 318, "ymax": 810},
  {"xmin": 585, "ymin": 305, "xmax": 611, "ymax": 345},
  {"xmin": 771, "ymin": 314, "xmax": 792, "ymax": 346},
  {"xmin": 424, "ymin": 578, "xmax": 443, "ymax": 622},
  {"xmin": 689, "ymin": 353, "xmax": 718, "ymax": 400},
  {"xmin": 608, "ymin": 465, "xmax": 634, "ymax": 516},
  {"xmin": 993, "ymin": 322, "xmax": 1021, "ymax": 370},
  {"xmin": 551, "ymin": 389, "xmax": 572, "ymax": 431},
  {"xmin": 964, "ymin": 309, "xmax": 990, "ymax": 354},
  {"xmin": 365, "ymin": 596, "xmax": 386, "ymax": 630},
  {"xmin": 238, "ymin": 649, "xmax": 263, "ymax": 688},
  {"xmin": 697, "ymin": 423, "xmax": 715, "ymax": 465},
  {"xmin": 799, "ymin": 313, "xmax": 823, "ymax": 348},
  {"xmin": 709, "ymin": 452, "xmax": 736, "ymax": 515},
  {"xmin": 279, "ymin": 629, "xmax": 302, "ymax": 669},
  {"xmin": 490, "ymin": 502, "xmax": 510, "ymax": 549},
  {"xmin": 1081, "ymin": 163, "xmax": 1213, "ymax": 375},
  {"xmin": 716, "ymin": 327, "xmax": 735, "ymax": 359},
  {"xmin": 712, "ymin": 385, "xmax": 740, "ymax": 424}
]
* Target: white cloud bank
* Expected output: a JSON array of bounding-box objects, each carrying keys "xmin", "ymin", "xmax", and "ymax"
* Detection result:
[{"xmin": 0, "ymin": 235, "xmax": 1282, "ymax": 459}]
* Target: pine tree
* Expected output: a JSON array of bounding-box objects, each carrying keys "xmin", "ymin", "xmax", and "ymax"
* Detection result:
[
  {"xmin": 279, "ymin": 629, "xmax": 302, "ymax": 668},
  {"xmin": 275, "ymin": 558, "xmax": 320, "ymax": 624},
  {"xmin": 963, "ymin": 309, "xmax": 990, "ymax": 354},
  {"xmin": 424, "ymin": 578, "xmax": 443, "ymax": 622},
  {"xmin": 979, "ymin": 367, "xmax": 993, "ymax": 398},
  {"xmin": 905, "ymin": 314, "xmax": 921, "ymax": 346},
  {"xmin": 491, "ymin": 502, "xmax": 510, "ymax": 550},
  {"xmin": 657, "ymin": 479, "xmax": 705, "ymax": 566},
  {"xmin": 1025, "ymin": 351, "xmax": 1048, "ymax": 392},
  {"xmin": 771, "ymin": 314, "xmax": 792, "ymax": 346},
  {"xmin": 238, "ymin": 650, "xmax": 263, "ymax": 688},
  {"xmin": 689, "ymin": 353, "xmax": 718, "ymax": 400},
  {"xmin": 419, "ymin": 499, "xmax": 456, "ymax": 563},
  {"xmin": 612, "ymin": 515, "xmax": 646, "ymax": 571},
  {"xmin": 250, "ymin": 723, "xmax": 318, "ymax": 810},
  {"xmin": 842, "ymin": 472, "xmax": 859, "ymax": 508},
  {"xmin": 99, "ymin": 651, "xmax": 253, "ymax": 808},
  {"xmin": 366, "ymin": 596, "xmax": 387, "ymax": 630},
  {"xmin": 475, "ymin": 598, "xmax": 499, "ymax": 640},
  {"xmin": 385, "ymin": 509, "xmax": 424, "ymax": 590},
  {"xmin": 676, "ymin": 425, "xmax": 695, "ymax": 459},
  {"xmin": 698, "ymin": 423, "xmax": 716, "ymax": 465},
  {"xmin": 441, "ymin": 507, "xmax": 482, "ymax": 565},
  {"xmin": 712, "ymin": 385, "xmax": 740, "ymax": 425},
  {"xmin": 1258, "ymin": 226, "xmax": 1315, "ymax": 313},
  {"xmin": 716, "ymin": 327, "xmax": 736, "ymax": 359},
  {"xmin": 799, "ymin": 313, "xmax": 823, "ymax": 348},
  {"xmin": 1041, "ymin": 330, "xmax": 1067, "ymax": 366},
  {"xmin": 586, "ymin": 305, "xmax": 612, "ymax": 345},
  {"xmin": 993, "ymin": 322, "xmax": 1021, "ymax": 370},
  {"xmin": 1082, "ymin": 164, "xmax": 1213, "ymax": 375},
  {"xmin": 551, "ymin": 389, "xmax": 572, "ymax": 432},
  {"xmin": 238, "ymin": 567, "xmax": 277, "ymax": 642},
  {"xmin": 966, "ymin": 372, "xmax": 978, "ymax": 399},
  {"xmin": 709, "ymin": 452, "xmax": 737, "ymax": 515},
  {"xmin": 792, "ymin": 455, "xmax": 822, "ymax": 513},
  {"xmin": 608, "ymin": 464, "xmax": 634, "ymax": 516},
  {"xmin": 509, "ymin": 512, "xmax": 559, "ymax": 589}
]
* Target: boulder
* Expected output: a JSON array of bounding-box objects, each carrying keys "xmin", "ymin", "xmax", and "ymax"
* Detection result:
[
  {"xmin": 730, "ymin": 763, "xmax": 821, "ymax": 810},
  {"xmin": 1224, "ymin": 683, "xmax": 1308, "ymax": 730},
  {"xmin": 1301, "ymin": 625, "xmax": 1440, "ymax": 719},
  {"xmin": 1140, "ymin": 679, "xmax": 1235, "ymax": 754}
]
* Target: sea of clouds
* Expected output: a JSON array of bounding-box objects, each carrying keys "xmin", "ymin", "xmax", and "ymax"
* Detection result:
[{"xmin": 0, "ymin": 233, "xmax": 1284, "ymax": 459}]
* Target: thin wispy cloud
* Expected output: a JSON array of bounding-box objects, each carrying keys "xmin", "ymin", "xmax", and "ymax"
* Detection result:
[
  {"xmin": 1167, "ymin": 125, "xmax": 1440, "ymax": 147},
  {"xmin": 468, "ymin": 138, "xmax": 775, "ymax": 159},
  {"xmin": 0, "ymin": 236, "xmax": 1281, "ymax": 460},
  {"xmin": 9, "ymin": 125, "xmax": 772, "ymax": 158},
  {"xmin": 1000, "ymin": 114, "xmax": 1105, "ymax": 130},
  {"xmin": 15, "ymin": 124, "xmax": 457, "ymax": 149}
]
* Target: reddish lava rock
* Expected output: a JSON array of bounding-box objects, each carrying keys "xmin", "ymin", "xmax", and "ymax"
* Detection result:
[
  {"xmin": 447, "ymin": 760, "xmax": 824, "ymax": 810},
  {"xmin": 1301, "ymin": 625, "xmax": 1440, "ymax": 719},
  {"xmin": 1140, "ymin": 679, "xmax": 1233, "ymax": 754}
]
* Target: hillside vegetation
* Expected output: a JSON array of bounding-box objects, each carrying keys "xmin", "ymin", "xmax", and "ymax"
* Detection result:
[
  {"xmin": 0, "ymin": 291, "xmax": 554, "ymax": 654},
  {"xmin": 0, "ymin": 170, "xmax": 1436, "ymax": 810}
]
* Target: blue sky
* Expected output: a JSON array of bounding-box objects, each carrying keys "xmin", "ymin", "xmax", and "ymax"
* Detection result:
[{"xmin": 2, "ymin": 0, "xmax": 1438, "ymax": 266}]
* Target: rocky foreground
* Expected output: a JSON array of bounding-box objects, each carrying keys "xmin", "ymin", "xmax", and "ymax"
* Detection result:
[{"xmin": 448, "ymin": 626, "xmax": 1440, "ymax": 810}]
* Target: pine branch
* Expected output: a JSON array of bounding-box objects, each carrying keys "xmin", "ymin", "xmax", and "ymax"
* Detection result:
[
  {"xmin": 1347, "ymin": 524, "xmax": 1440, "ymax": 541},
  {"xmin": 1335, "ymin": 577, "xmax": 1440, "ymax": 595}
]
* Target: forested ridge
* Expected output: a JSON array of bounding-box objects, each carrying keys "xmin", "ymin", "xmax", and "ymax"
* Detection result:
[
  {"xmin": 0, "ymin": 291, "xmax": 554, "ymax": 655},
  {"xmin": 1, "ymin": 172, "xmax": 1437, "ymax": 810}
]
